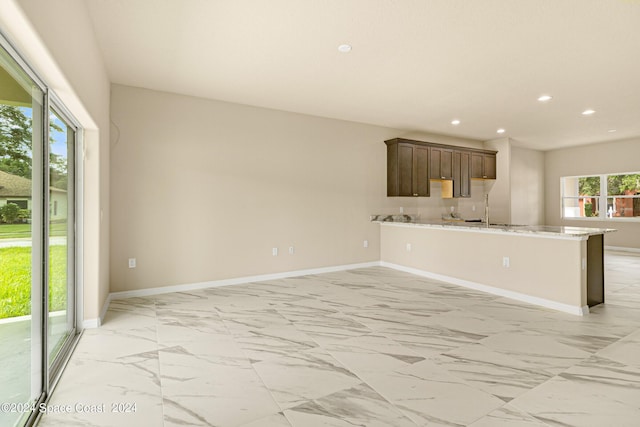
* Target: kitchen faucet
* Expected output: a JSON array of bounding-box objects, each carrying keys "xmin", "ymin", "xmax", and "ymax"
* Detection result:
[{"xmin": 484, "ymin": 194, "xmax": 490, "ymax": 227}]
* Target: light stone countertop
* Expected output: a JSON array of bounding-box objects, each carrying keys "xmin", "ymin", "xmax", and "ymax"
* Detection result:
[{"xmin": 371, "ymin": 216, "xmax": 615, "ymax": 240}]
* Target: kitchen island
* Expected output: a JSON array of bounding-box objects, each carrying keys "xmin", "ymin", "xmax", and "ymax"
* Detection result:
[{"xmin": 375, "ymin": 219, "xmax": 615, "ymax": 315}]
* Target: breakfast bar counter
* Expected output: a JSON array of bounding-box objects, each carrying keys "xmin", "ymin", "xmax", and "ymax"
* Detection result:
[
  {"xmin": 371, "ymin": 215, "xmax": 613, "ymax": 239},
  {"xmin": 374, "ymin": 218, "xmax": 615, "ymax": 315}
]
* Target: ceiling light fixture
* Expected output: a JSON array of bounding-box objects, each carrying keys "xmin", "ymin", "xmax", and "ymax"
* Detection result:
[
  {"xmin": 496, "ymin": 128, "xmax": 506, "ymax": 134},
  {"xmin": 608, "ymin": 129, "xmax": 617, "ymax": 133},
  {"xmin": 451, "ymin": 119, "xmax": 461, "ymax": 125},
  {"xmin": 582, "ymin": 109, "xmax": 596, "ymax": 115},
  {"xmin": 537, "ymin": 95, "xmax": 553, "ymax": 102},
  {"xmin": 337, "ymin": 44, "xmax": 352, "ymax": 53}
]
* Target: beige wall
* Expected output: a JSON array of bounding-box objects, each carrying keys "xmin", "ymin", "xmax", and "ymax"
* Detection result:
[
  {"xmin": 483, "ymin": 138, "xmax": 512, "ymax": 224},
  {"xmin": 511, "ymin": 146, "xmax": 545, "ymax": 225},
  {"xmin": 110, "ymin": 85, "xmax": 394, "ymax": 291},
  {"xmin": 478, "ymin": 139, "xmax": 546, "ymax": 226},
  {"xmin": 545, "ymin": 137, "xmax": 640, "ymax": 249},
  {"xmin": 2, "ymin": 0, "xmax": 111, "ymax": 321},
  {"xmin": 110, "ymin": 86, "xmax": 494, "ymax": 292},
  {"xmin": 380, "ymin": 224, "xmax": 586, "ymax": 308}
]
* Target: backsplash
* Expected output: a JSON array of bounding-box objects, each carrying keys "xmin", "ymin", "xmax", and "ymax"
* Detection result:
[{"xmin": 378, "ymin": 180, "xmax": 491, "ymax": 220}]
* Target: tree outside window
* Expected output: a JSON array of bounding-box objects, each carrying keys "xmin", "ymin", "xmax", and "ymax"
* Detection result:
[
  {"xmin": 607, "ymin": 174, "xmax": 640, "ymax": 218},
  {"xmin": 562, "ymin": 173, "xmax": 640, "ymax": 220}
]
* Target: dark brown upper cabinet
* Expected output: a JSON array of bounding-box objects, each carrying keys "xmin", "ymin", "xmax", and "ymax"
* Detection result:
[
  {"xmin": 430, "ymin": 147, "xmax": 453, "ymax": 180},
  {"xmin": 386, "ymin": 141, "xmax": 430, "ymax": 197},
  {"xmin": 385, "ymin": 138, "xmax": 496, "ymax": 197},
  {"xmin": 453, "ymin": 151, "xmax": 471, "ymax": 198},
  {"xmin": 471, "ymin": 152, "xmax": 497, "ymax": 179}
]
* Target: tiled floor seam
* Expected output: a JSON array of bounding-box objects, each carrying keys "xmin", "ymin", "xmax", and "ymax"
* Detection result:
[
  {"xmin": 219, "ymin": 306, "xmax": 293, "ymax": 427},
  {"xmin": 248, "ymin": 299, "xmax": 418, "ymax": 426},
  {"xmin": 152, "ymin": 299, "xmax": 169, "ymax": 427},
  {"xmin": 318, "ymin": 344, "xmax": 421, "ymax": 426}
]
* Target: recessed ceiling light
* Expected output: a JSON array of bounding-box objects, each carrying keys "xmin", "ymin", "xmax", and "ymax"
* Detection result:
[
  {"xmin": 337, "ymin": 44, "xmax": 352, "ymax": 53},
  {"xmin": 608, "ymin": 129, "xmax": 617, "ymax": 133},
  {"xmin": 451, "ymin": 119, "xmax": 461, "ymax": 125},
  {"xmin": 582, "ymin": 109, "xmax": 596, "ymax": 115},
  {"xmin": 537, "ymin": 95, "xmax": 553, "ymax": 102},
  {"xmin": 496, "ymin": 128, "xmax": 506, "ymax": 134}
]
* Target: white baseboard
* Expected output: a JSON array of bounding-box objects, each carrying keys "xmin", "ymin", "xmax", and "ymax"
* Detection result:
[
  {"xmin": 92, "ymin": 259, "xmax": 589, "ymax": 325},
  {"xmin": 82, "ymin": 293, "xmax": 112, "ymax": 329},
  {"xmin": 380, "ymin": 261, "xmax": 589, "ymax": 316},
  {"xmin": 108, "ymin": 261, "xmax": 380, "ymax": 301},
  {"xmin": 605, "ymin": 245, "xmax": 640, "ymax": 254},
  {"xmin": 99, "ymin": 293, "xmax": 112, "ymax": 324},
  {"xmin": 82, "ymin": 318, "xmax": 100, "ymax": 329}
]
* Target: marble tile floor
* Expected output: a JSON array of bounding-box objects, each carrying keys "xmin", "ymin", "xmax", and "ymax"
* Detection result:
[{"xmin": 38, "ymin": 250, "xmax": 640, "ymax": 427}]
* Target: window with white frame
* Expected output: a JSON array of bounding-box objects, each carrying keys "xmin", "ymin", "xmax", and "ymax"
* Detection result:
[{"xmin": 561, "ymin": 173, "xmax": 640, "ymax": 219}]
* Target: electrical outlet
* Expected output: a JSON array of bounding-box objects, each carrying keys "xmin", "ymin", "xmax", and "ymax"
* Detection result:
[
  {"xmin": 400, "ymin": 207, "xmax": 404, "ymax": 214},
  {"xmin": 272, "ymin": 248, "xmax": 278, "ymax": 256},
  {"xmin": 472, "ymin": 205, "xmax": 476, "ymax": 212},
  {"xmin": 406, "ymin": 243, "xmax": 412, "ymax": 252},
  {"xmin": 128, "ymin": 258, "xmax": 136, "ymax": 268},
  {"xmin": 363, "ymin": 240, "xmax": 369, "ymax": 248},
  {"xmin": 502, "ymin": 256, "xmax": 510, "ymax": 268},
  {"xmin": 289, "ymin": 246, "xmax": 295, "ymax": 255}
]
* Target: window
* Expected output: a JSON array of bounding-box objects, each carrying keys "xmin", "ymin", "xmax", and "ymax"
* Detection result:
[
  {"xmin": 562, "ymin": 176, "xmax": 600, "ymax": 218},
  {"xmin": 607, "ymin": 174, "xmax": 640, "ymax": 218},
  {"xmin": 7, "ymin": 200, "xmax": 28, "ymax": 209},
  {"xmin": 562, "ymin": 173, "xmax": 640, "ymax": 220}
]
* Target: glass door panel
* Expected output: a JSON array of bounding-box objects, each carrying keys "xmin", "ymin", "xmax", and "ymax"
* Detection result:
[
  {"xmin": 47, "ymin": 108, "xmax": 75, "ymax": 367},
  {"xmin": 0, "ymin": 45, "xmax": 44, "ymax": 427}
]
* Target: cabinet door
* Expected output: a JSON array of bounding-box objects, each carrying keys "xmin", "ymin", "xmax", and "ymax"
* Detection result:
[
  {"xmin": 430, "ymin": 148, "xmax": 441, "ymax": 179},
  {"xmin": 386, "ymin": 143, "xmax": 398, "ymax": 196},
  {"xmin": 430, "ymin": 148, "xmax": 453, "ymax": 179},
  {"xmin": 453, "ymin": 151, "xmax": 462, "ymax": 197},
  {"xmin": 471, "ymin": 153, "xmax": 484, "ymax": 178},
  {"xmin": 413, "ymin": 146, "xmax": 430, "ymax": 196},
  {"xmin": 453, "ymin": 151, "xmax": 471, "ymax": 198},
  {"xmin": 397, "ymin": 144, "xmax": 414, "ymax": 196},
  {"xmin": 440, "ymin": 149, "xmax": 453, "ymax": 179},
  {"xmin": 386, "ymin": 143, "xmax": 430, "ymax": 197},
  {"xmin": 460, "ymin": 151, "xmax": 471, "ymax": 197},
  {"xmin": 483, "ymin": 154, "xmax": 496, "ymax": 179}
]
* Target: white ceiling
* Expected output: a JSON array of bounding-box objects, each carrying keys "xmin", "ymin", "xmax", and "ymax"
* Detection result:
[{"xmin": 85, "ymin": 0, "xmax": 640, "ymax": 150}]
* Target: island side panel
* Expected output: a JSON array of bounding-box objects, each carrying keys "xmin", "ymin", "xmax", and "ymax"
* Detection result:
[
  {"xmin": 586, "ymin": 234, "xmax": 604, "ymax": 307},
  {"xmin": 380, "ymin": 224, "xmax": 586, "ymax": 309}
]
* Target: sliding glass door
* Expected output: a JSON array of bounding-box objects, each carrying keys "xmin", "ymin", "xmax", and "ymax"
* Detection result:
[
  {"xmin": 47, "ymin": 107, "xmax": 75, "ymax": 375},
  {"xmin": 0, "ymin": 41, "xmax": 44, "ymax": 427},
  {"xmin": 0, "ymin": 36, "xmax": 78, "ymax": 427}
]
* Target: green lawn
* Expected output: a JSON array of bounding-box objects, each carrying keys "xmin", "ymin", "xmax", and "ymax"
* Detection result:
[
  {"xmin": 0, "ymin": 222, "xmax": 67, "ymax": 239},
  {"xmin": 0, "ymin": 245, "xmax": 68, "ymax": 319}
]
